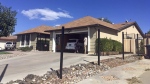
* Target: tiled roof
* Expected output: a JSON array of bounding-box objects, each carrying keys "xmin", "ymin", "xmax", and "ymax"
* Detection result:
[
  {"xmin": 45, "ymin": 16, "xmax": 135, "ymax": 32},
  {"xmin": 16, "ymin": 25, "xmax": 53, "ymax": 35},
  {"xmin": 0, "ymin": 36, "xmax": 17, "ymax": 41}
]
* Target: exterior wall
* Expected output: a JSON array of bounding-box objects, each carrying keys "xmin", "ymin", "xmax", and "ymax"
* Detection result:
[
  {"xmin": 0, "ymin": 40, "xmax": 6, "ymax": 50},
  {"xmin": 89, "ymin": 26, "xmax": 118, "ymax": 54},
  {"xmin": 118, "ymin": 25, "xmax": 142, "ymax": 54},
  {"xmin": 16, "ymin": 35, "xmax": 21, "ymax": 49},
  {"xmin": 98, "ymin": 26, "xmax": 118, "ymax": 41},
  {"xmin": 118, "ymin": 25, "xmax": 141, "ymax": 43},
  {"xmin": 30, "ymin": 33, "xmax": 37, "ymax": 50},
  {"xmin": 89, "ymin": 27, "xmax": 97, "ymax": 54},
  {"xmin": 16, "ymin": 33, "xmax": 37, "ymax": 50},
  {"xmin": 49, "ymin": 31, "xmax": 53, "ymax": 52}
]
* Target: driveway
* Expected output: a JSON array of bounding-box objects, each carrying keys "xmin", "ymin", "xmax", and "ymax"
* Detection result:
[{"xmin": 0, "ymin": 51, "xmax": 132, "ymax": 83}]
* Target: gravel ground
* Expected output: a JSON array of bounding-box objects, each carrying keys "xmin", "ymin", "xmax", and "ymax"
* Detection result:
[
  {"xmin": 6, "ymin": 55, "xmax": 140, "ymax": 84},
  {"xmin": 0, "ymin": 50, "xmax": 26, "ymax": 60}
]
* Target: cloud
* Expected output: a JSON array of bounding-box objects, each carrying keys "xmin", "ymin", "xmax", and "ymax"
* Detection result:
[
  {"xmin": 21, "ymin": 8, "xmax": 73, "ymax": 21},
  {"xmin": 54, "ymin": 24, "xmax": 61, "ymax": 27}
]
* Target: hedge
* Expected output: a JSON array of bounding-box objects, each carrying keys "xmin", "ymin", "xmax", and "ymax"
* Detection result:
[
  {"xmin": 95, "ymin": 38, "xmax": 122, "ymax": 52},
  {"xmin": 20, "ymin": 46, "xmax": 33, "ymax": 52}
]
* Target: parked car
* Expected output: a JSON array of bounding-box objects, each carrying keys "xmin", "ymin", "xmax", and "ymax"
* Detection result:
[
  {"xmin": 5, "ymin": 41, "xmax": 16, "ymax": 50},
  {"xmin": 65, "ymin": 39, "xmax": 84, "ymax": 50}
]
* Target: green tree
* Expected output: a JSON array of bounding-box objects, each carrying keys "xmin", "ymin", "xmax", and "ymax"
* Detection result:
[
  {"xmin": 98, "ymin": 17, "xmax": 112, "ymax": 24},
  {"xmin": 147, "ymin": 30, "xmax": 150, "ymax": 34},
  {"xmin": 0, "ymin": 3, "xmax": 17, "ymax": 37}
]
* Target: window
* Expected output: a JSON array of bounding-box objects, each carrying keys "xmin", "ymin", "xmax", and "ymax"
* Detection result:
[
  {"xmin": 20, "ymin": 34, "xmax": 31, "ymax": 47},
  {"xmin": 26, "ymin": 34, "xmax": 30, "ymax": 45},
  {"xmin": 21, "ymin": 35, "xmax": 25, "ymax": 46}
]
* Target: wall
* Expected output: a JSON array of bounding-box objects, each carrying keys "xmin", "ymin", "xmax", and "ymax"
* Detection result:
[
  {"xmin": 30, "ymin": 33, "xmax": 37, "ymax": 50},
  {"xmin": 0, "ymin": 40, "xmax": 6, "ymax": 50},
  {"xmin": 118, "ymin": 25, "xmax": 141, "ymax": 43},
  {"xmin": 16, "ymin": 35, "xmax": 21, "ymax": 49},
  {"xmin": 89, "ymin": 26, "xmax": 118, "ymax": 54}
]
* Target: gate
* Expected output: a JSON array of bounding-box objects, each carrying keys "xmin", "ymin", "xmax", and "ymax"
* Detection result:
[{"xmin": 36, "ymin": 33, "xmax": 50, "ymax": 51}]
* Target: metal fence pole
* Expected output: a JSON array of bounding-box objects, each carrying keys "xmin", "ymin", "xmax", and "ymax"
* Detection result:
[
  {"xmin": 60, "ymin": 26, "xmax": 64, "ymax": 79},
  {"xmin": 98, "ymin": 29, "xmax": 100, "ymax": 65},
  {"xmin": 122, "ymin": 32, "xmax": 124, "ymax": 60}
]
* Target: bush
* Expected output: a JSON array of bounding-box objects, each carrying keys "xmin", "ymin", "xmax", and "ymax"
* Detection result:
[
  {"xmin": 20, "ymin": 46, "xmax": 33, "ymax": 52},
  {"xmin": 112, "ymin": 40, "xmax": 122, "ymax": 52},
  {"xmin": 96, "ymin": 38, "xmax": 113, "ymax": 52},
  {"xmin": 95, "ymin": 38, "xmax": 122, "ymax": 52}
]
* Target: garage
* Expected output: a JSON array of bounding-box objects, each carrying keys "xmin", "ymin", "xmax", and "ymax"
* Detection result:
[{"xmin": 56, "ymin": 32, "xmax": 88, "ymax": 53}]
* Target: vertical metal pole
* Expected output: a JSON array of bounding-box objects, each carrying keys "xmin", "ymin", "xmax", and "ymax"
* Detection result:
[
  {"xmin": 122, "ymin": 32, "xmax": 124, "ymax": 60},
  {"xmin": 137, "ymin": 34, "xmax": 139, "ymax": 56},
  {"xmin": 98, "ymin": 29, "xmax": 100, "ymax": 65},
  {"xmin": 60, "ymin": 26, "xmax": 64, "ymax": 79}
]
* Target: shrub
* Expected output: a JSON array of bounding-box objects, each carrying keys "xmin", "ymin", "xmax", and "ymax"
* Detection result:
[
  {"xmin": 96, "ymin": 38, "xmax": 113, "ymax": 52},
  {"xmin": 20, "ymin": 46, "xmax": 33, "ymax": 52},
  {"xmin": 95, "ymin": 38, "xmax": 122, "ymax": 52},
  {"xmin": 112, "ymin": 40, "xmax": 122, "ymax": 52}
]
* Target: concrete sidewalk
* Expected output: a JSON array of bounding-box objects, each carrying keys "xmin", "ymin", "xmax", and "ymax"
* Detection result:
[{"xmin": 77, "ymin": 59, "xmax": 150, "ymax": 84}]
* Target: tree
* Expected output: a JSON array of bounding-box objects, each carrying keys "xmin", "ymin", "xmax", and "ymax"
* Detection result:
[
  {"xmin": 147, "ymin": 30, "xmax": 150, "ymax": 34},
  {"xmin": 0, "ymin": 3, "xmax": 17, "ymax": 37},
  {"xmin": 98, "ymin": 17, "xmax": 112, "ymax": 24}
]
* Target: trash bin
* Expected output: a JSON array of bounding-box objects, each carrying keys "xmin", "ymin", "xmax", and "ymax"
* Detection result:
[{"xmin": 145, "ymin": 45, "xmax": 150, "ymax": 59}]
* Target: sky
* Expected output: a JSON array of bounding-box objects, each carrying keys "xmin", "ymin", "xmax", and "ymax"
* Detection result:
[{"xmin": 0, "ymin": 0, "xmax": 150, "ymax": 34}]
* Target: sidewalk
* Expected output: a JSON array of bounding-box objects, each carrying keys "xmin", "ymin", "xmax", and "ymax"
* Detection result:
[{"xmin": 77, "ymin": 59, "xmax": 150, "ymax": 84}]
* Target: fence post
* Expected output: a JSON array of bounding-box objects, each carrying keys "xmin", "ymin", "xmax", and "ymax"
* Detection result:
[
  {"xmin": 122, "ymin": 32, "xmax": 124, "ymax": 60},
  {"xmin": 98, "ymin": 29, "xmax": 100, "ymax": 65},
  {"xmin": 60, "ymin": 26, "xmax": 64, "ymax": 79}
]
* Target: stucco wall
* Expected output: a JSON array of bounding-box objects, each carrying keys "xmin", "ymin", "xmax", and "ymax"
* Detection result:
[
  {"xmin": 49, "ymin": 31, "xmax": 53, "ymax": 52},
  {"xmin": 0, "ymin": 40, "xmax": 6, "ymax": 50},
  {"xmin": 16, "ymin": 35, "xmax": 21, "ymax": 49},
  {"xmin": 118, "ymin": 25, "xmax": 141, "ymax": 43},
  {"xmin": 30, "ymin": 33, "xmax": 37, "ymax": 50},
  {"xmin": 16, "ymin": 33, "xmax": 37, "ymax": 50}
]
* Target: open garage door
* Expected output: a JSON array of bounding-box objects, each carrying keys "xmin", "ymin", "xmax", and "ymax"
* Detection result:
[{"xmin": 56, "ymin": 32, "xmax": 88, "ymax": 53}]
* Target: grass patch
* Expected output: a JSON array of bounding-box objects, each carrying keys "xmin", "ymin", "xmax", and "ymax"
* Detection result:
[
  {"xmin": 0, "ymin": 51, "xmax": 12, "ymax": 54},
  {"xmin": 126, "ymin": 77, "xmax": 142, "ymax": 84}
]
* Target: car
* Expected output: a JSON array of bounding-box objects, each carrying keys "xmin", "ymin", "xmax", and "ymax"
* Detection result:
[
  {"xmin": 5, "ymin": 41, "xmax": 16, "ymax": 50},
  {"xmin": 65, "ymin": 39, "xmax": 84, "ymax": 50}
]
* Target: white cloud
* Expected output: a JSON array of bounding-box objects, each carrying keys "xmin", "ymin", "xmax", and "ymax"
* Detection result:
[
  {"xmin": 54, "ymin": 24, "xmax": 61, "ymax": 27},
  {"xmin": 21, "ymin": 8, "xmax": 73, "ymax": 21}
]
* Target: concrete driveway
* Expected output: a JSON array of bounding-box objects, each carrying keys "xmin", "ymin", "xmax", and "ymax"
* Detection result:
[{"xmin": 0, "ymin": 51, "xmax": 132, "ymax": 83}]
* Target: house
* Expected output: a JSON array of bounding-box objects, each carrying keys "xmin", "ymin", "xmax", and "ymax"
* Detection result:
[
  {"xmin": 45, "ymin": 16, "xmax": 144, "ymax": 54},
  {"xmin": 0, "ymin": 36, "xmax": 17, "ymax": 50},
  {"xmin": 15, "ymin": 25, "xmax": 53, "ymax": 51}
]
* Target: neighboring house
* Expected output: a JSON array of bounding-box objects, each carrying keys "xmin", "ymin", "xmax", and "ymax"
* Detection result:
[
  {"xmin": 0, "ymin": 36, "xmax": 17, "ymax": 50},
  {"xmin": 15, "ymin": 25, "xmax": 53, "ymax": 51},
  {"xmin": 45, "ymin": 16, "xmax": 144, "ymax": 54}
]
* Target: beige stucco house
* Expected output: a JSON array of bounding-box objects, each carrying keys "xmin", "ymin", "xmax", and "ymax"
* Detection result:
[
  {"xmin": 15, "ymin": 25, "xmax": 53, "ymax": 51},
  {"xmin": 45, "ymin": 16, "xmax": 144, "ymax": 54}
]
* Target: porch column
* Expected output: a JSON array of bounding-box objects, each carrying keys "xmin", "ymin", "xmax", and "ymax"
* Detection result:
[
  {"xmin": 88, "ymin": 27, "xmax": 90, "ymax": 52},
  {"xmin": 52, "ymin": 31, "xmax": 56, "ymax": 52}
]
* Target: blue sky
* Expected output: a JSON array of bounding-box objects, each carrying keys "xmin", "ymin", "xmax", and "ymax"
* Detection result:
[{"xmin": 0, "ymin": 0, "xmax": 150, "ymax": 34}]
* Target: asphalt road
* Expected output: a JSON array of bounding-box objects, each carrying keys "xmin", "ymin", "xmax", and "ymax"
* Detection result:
[{"xmin": 0, "ymin": 51, "xmax": 132, "ymax": 83}]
